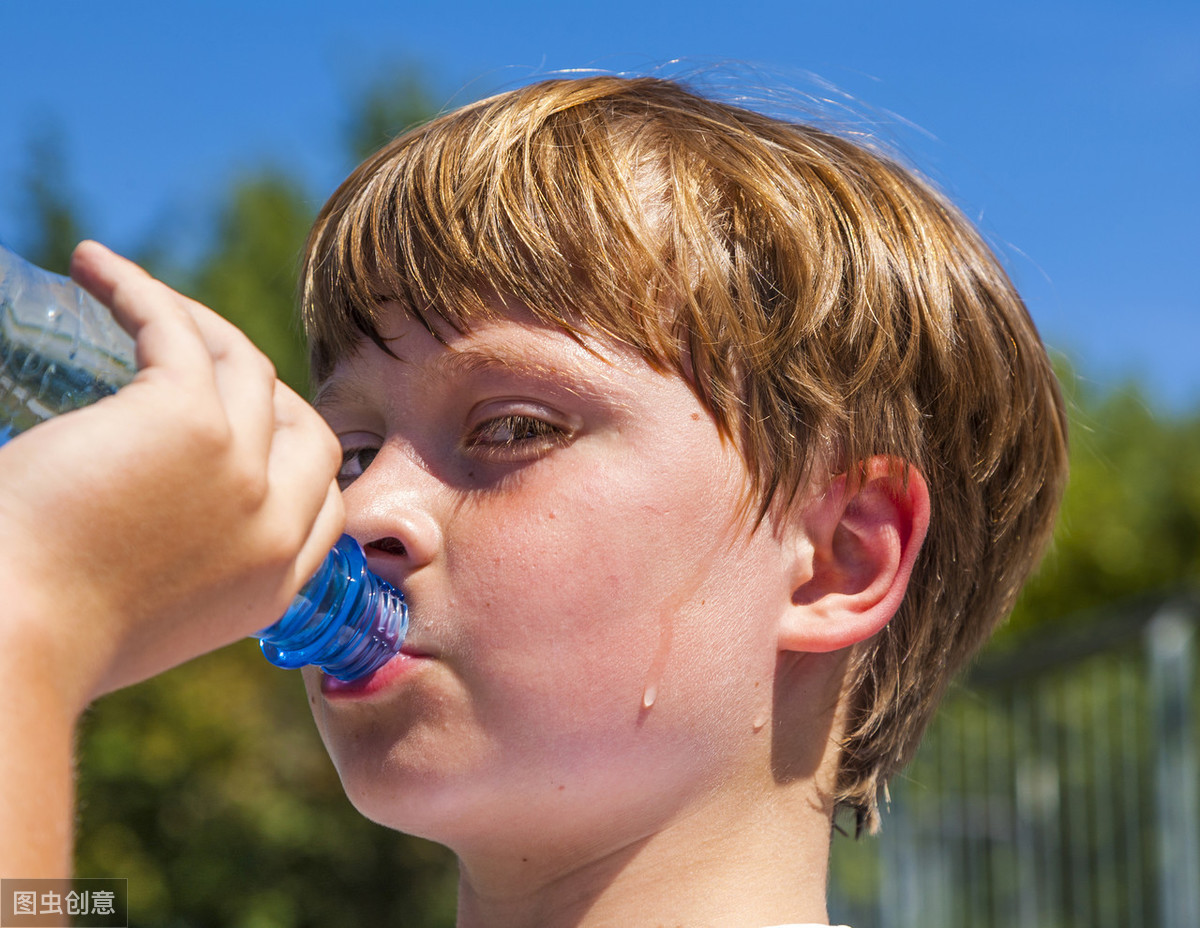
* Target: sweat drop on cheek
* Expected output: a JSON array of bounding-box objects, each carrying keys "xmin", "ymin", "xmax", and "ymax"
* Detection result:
[{"xmin": 0, "ymin": 243, "xmax": 408, "ymax": 681}]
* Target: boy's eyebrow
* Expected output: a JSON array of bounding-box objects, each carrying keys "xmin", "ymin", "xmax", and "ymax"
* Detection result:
[
  {"xmin": 424, "ymin": 344, "xmax": 626, "ymax": 408},
  {"xmin": 312, "ymin": 340, "xmax": 621, "ymax": 413},
  {"xmin": 429, "ymin": 344, "xmax": 598, "ymax": 383},
  {"xmin": 311, "ymin": 377, "xmax": 372, "ymax": 414}
]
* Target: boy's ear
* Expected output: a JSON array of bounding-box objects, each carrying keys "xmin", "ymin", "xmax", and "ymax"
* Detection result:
[{"xmin": 778, "ymin": 456, "xmax": 929, "ymax": 653}]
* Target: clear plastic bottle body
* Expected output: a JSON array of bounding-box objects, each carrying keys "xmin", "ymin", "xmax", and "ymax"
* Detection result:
[
  {"xmin": 0, "ymin": 243, "xmax": 406, "ymax": 680},
  {"xmin": 0, "ymin": 244, "xmax": 137, "ymax": 443}
]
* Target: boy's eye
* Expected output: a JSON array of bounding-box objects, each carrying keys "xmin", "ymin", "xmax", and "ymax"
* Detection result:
[
  {"xmin": 338, "ymin": 446, "xmax": 379, "ymax": 488},
  {"xmin": 465, "ymin": 414, "xmax": 568, "ymax": 459}
]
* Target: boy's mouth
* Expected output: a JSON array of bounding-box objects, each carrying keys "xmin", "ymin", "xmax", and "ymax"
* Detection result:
[{"xmin": 320, "ymin": 645, "xmax": 433, "ymax": 698}]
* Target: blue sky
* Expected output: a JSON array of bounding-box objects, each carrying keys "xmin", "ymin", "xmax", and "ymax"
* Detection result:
[{"xmin": 2, "ymin": 1, "xmax": 1197, "ymax": 408}]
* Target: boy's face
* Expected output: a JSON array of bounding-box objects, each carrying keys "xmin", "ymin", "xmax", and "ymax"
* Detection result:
[{"xmin": 303, "ymin": 301, "xmax": 801, "ymax": 853}]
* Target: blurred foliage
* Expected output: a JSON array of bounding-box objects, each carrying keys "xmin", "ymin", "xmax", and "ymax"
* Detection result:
[
  {"xmin": 8, "ymin": 62, "xmax": 1199, "ymax": 927},
  {"xmin": 1004, "ymin": 364, "xmax": 1200, "ymax": 641},
  {"xmin": 185, "ymin": 172, "xmax": 315, "ymax": 393},
  {"xmin": 13, "ymin": 121, "xmax": 87, "ymax": 274},
  {"xmin": 344, "ymin": 64, "xmax": 442, "ymax": 163},
  {"xmin": 74, "ymin": 645, "xmax": 457, "ymax": 928}
]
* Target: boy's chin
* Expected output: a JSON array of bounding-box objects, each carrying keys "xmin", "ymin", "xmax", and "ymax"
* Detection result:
[
  {"xmin": 329, "ymin": 743, "xmax": 469, "ymax": 838},
  {"xmin": 332, "ymin": 737, "xmax": 728, "ymax": 857}
]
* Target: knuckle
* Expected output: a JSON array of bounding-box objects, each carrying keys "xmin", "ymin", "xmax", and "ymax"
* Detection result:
[
  {"xmin": 319, "ymin": 428, "xmax": 344, "ymax": 477},
  {"xmin": 257, "ymin": 353, "xmax": 278, "ymax": 383},
  {"xmin": 235, "ymin": 342, "xmax": 276, "ymax": 382},
  {"xmin": 189, "ymin": 409, "xmax": 235, "ymax": 455},
  {"xmin": 107, "ymin": 266, "xmax": 153, "ymax": 303},
  {"xmin": 260, "ymin": 520, "xmax": 306, "ymax": 567},
  {"xmin": 113, "ymin": 273, "xmax": 180, "ymax": 320},
  {"xmin": 233, "ymin": 468, "xmax": 270, "ymax": 510}
]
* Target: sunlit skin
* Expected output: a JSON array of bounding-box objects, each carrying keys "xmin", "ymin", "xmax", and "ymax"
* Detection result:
[{"xmin": 302, "ymin": 302, "xmax": 928, "ymax": 926}]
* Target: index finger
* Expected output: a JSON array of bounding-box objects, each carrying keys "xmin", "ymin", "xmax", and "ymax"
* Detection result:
[{"xmin": 69, "ymin": 241, "xmax": 216, "ymax": 387}]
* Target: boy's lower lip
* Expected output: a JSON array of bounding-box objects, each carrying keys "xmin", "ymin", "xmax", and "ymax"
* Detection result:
[{"xmin": 320, "ymin": 651, "xmax": 431, "ymax": 699}]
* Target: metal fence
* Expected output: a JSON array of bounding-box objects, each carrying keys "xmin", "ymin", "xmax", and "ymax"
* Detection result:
[{"xmin": 829, "ymin": 592, "xmax": 1200, "ymax": 928}]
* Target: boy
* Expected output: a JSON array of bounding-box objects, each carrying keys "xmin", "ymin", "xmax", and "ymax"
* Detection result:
[{"xmin": 1, "ymin": 76, "xmax": 1068, "ymax": 926}]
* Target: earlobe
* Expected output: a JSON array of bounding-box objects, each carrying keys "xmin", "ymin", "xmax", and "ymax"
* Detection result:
[{"xmin": 778, "ymin": 457, "xmax": 930, "ymax": 653}]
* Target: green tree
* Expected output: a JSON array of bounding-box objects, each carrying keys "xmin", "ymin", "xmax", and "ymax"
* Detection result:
[
  {"xmin": 344, "ymin": 64, "xmax": 441, "ymax": 163},
  {"xmin": 187, "ymin": 171, "xmax": 315, "ymax": 392},
  {"xmin": 75, "ymin": 644, "xmax": 457, "ymax": 928},
  {"xmin": 1004, "ymin": 369, "xmax": 1200, "ymax": 639},
  {"xmin": 12, "ymin": 122, "xmax": 87, "ymax": 273}
]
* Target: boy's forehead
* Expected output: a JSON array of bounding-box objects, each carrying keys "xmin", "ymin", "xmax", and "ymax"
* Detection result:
[{"xmin": 313, "ymin": 308, "xmax": 644, "ymax": 412}]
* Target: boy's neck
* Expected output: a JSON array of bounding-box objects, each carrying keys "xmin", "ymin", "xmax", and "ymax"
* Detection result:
[{"xmin": 452, "ymin": 775, "xmax": 834, "ymax": 928}]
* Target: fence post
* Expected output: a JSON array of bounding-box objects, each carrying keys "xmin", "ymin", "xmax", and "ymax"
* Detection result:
[{"xmin": 1147, "ymin": 603, "xmax": 1199, "ymax": 928}]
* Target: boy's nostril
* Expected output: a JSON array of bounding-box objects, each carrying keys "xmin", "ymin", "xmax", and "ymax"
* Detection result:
[{"xmin": 366, "ymin": 536, "xmax": 408, "ymax": 557}]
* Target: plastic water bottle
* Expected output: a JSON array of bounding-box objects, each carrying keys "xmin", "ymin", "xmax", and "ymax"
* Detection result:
[{"xmin": 0, "ymin": 243, "xmax": 407, "ymax": 681}]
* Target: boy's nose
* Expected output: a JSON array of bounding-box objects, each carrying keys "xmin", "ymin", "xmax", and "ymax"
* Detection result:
[{"xmin": 340, "ymin": 450, "xmax": 443, "ymax": 574}]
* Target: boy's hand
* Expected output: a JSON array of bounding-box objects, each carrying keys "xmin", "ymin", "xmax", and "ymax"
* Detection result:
[{"xmin": 0, "ymin": 242, "xmax": 345, "ymax": 710}]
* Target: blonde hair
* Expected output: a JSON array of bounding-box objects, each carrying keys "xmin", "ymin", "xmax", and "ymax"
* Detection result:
[{"xmin": 302, "ymin": 75, "xmax": 1069, "ymax": 833}]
